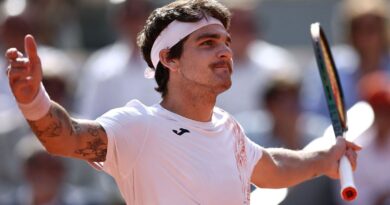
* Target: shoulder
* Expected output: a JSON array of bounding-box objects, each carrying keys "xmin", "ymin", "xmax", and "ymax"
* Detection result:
[
  {"xmin": 213, "ymin": 107, "xmax": 245, "ymax": 132},
  {"xmin": 97, "ymin": 100, "xmax": 153, "ymax": 127},
  {"xmin": 213, "ymin": 106, "xmax": 231, "ymax": 122}
]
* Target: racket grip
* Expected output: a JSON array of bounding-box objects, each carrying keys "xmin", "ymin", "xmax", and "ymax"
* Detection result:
[{"xmin": 339, "ymin": 155, "xmax": 358, "ymax": 201}]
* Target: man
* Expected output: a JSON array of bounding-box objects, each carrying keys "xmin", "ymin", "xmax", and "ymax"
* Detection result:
[{"xmin": 5, "ymin": 0, "xmax": 360, "ymax": 204}]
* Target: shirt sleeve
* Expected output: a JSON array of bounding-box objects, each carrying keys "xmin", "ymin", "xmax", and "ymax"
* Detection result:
[
  {"xmin": 245, "ymin": 136, "xmax": 264, "ymax": 178},
  {"xmin": 95, "ymin": 104, "xmax": 151, "ymax": 178}
]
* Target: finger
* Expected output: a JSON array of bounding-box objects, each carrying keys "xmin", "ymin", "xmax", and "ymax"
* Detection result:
[
  {"xmin": 24, "ymin": 34, "xmax": 42, "ymax": 76},
  {"xmin": 8, "ymin": 58, "xmax": 30, "ymax": 77},
  {"xmin": 24, "ymin": 35, "xmax": 39, "ymax": 64},
  {"xmin": 9, "ymin": 58, "xmax": 29, "ymax": 68},
  {"xmin": 8, "ymin": 66, "xmax": 29, "ymax": 76},
  {"xmin": 9, "ymin": 68, "xmax": 30, "ymax": 83},
  {"xmin": 345, "ymin": 148, "xmax": 358, "ymax": 171},
  {"xmin": 345, "ymin": 140, "xmax": 362, "ymax": 151},
  {"xmin": 335, "ymin": 137, "xmax": 362, "ymax": 151},
  {"xmin": 5, "ymin": 48, "xmax": 23, "ymax": 61}
]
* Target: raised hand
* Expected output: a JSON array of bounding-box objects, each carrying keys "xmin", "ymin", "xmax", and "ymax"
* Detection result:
[{"xmin": 5, "ymin": 35, "xmax": 42, "ymax": 104}]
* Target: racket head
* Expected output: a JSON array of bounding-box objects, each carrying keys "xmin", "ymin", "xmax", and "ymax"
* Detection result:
[{"xmin": 310, "ymin": 22, "xmax": 348, "ymax": 137}]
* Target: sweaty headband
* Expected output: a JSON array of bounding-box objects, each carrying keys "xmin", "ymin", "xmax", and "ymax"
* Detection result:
[{"xmin": 145, "ymin": 15, "xmax": 223, "ymax": 79}]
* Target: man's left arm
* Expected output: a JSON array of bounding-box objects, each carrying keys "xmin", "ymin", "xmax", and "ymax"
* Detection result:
[{"xmin": 251, "ymin": 137, "xmax": 361, "ymax": 188}]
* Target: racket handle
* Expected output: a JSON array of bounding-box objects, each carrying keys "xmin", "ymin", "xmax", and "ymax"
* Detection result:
[{"xmin": 339, "ymin": 155, "xmax": 358, "ymax": 201}]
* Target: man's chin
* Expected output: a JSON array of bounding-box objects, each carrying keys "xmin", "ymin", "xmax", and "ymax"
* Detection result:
[{"xmin": 215, "ymin": 80, "xmax": 232, "ymax": 94}]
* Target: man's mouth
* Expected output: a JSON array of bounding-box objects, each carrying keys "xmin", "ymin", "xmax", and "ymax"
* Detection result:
[{"xmin": 209, "ymin": 60, "xmax": 232, "ymax": 74}]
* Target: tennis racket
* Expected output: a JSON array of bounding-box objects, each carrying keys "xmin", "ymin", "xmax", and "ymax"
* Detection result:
[{"xmin": 310, "ymin": 22, "xmax": 357, "ymax": 201}]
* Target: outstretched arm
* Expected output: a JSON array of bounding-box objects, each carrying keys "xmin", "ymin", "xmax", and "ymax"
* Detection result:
[
  {"xmin": 251, "ymin": 137, "xmax": 361, "ymax": 188},
  {"xmin": 6, "ymin": 35, "xmax": 107, "ymax": 162},
  {"xmin": 27, "ymin": 104, "xmax": 108, "ymax": 161}
]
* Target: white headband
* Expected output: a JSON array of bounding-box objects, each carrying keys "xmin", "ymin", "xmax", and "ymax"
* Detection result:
[{"xmin": 145, "ymin": 16, "xmax": 223, "ymax": 79}]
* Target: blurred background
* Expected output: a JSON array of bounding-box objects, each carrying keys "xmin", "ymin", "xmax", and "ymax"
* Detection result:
[{"xmin": 0, "ymin": 0, "xmax": 390, "ymax": 204}]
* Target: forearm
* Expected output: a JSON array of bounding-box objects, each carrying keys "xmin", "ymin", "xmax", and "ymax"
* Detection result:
[
  {"xmin": 27, "ymin": 101, "xmax": 107, "ymax": 161},
  {"xmin": 27, "ymin": 101, "xmax": 78, "ymax": 156},
  {"xmin": 267, "ymin": 148, "xmax": 327, "ymax": 187},
  {"xmin": 252, "ymin": 137, "xmax": 360, "ymax": 188},
  {"xmin": 252, "ymin": 148, "xmax": 328, "ymax": 188}
]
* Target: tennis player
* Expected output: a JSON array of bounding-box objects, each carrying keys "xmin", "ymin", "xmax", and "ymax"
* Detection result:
[{"xmin": 5, "ymin": 0, "xmax": 360, "ymax": 204}]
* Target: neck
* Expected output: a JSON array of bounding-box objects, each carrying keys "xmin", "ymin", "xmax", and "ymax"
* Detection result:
[{"xmin": 161, "ymin": 86, "xmax": 216, "ymax": 122}]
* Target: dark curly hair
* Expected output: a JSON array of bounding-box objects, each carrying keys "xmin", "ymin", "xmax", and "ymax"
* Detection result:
[{"xmin": 137, "ymin": 0, "xmax": 231, "ymax": 97}]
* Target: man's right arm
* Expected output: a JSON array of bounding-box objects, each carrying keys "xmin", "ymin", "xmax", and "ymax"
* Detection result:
[
  {"xmin": 28, "ymin": 101, "xmax": 108, "ymax": 162},
  {"xmin": 6, "ymin": 34, "xmax": 108, "ymax": 162}
]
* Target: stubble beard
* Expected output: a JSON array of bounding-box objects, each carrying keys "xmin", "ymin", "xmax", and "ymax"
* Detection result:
[
  {"xmin": 209, "ymin": 60, "xmax": 233, "ymax": 94},
  {"xmin": 178, "ymin": 67, "xmax": 231, "ymax": 100}
]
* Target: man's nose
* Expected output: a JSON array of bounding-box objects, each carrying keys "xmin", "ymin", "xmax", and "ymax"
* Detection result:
[{"xmin": 217, "ymin": 44, "xmax": 233, "ymax": 60}]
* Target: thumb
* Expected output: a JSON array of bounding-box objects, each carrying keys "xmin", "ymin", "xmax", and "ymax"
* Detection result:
[{"xmin": 24, "ymin": 34, "xmax": 42, "ymax": 74}]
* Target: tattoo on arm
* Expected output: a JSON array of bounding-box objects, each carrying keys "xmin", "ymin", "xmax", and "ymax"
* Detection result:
[
  {"xmin": 73, "ymin": 124, "xmax": 107, "ymax": 162},
  {"xmin": 75, "ymin": 130, "xmax": 107, "ymax": 162},
  {"xmin": 27, "ymin": 102, "xmax": 107, "ymax": 162},
  {"xmin": 28, "ymin": 106, "xmax": 65, "ymax": 144},
  {"xmin": 70, "ymin": 121, "xmax": 80, "ymax": 135}
]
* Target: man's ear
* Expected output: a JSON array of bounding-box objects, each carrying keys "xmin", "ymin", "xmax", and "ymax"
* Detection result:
[{"xmin": 159, "ymin": 49, "xmax": 179, "ymax": 71}]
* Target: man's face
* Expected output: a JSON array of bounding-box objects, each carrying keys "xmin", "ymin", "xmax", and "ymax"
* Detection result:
[
  {"xmin": 25, "ymin": 152, "xmax": 64, "ymax": 197},
  {"xmin": 173, "ymin": 24, "xmax": 233, "ymax": 95},
  {"xmin": 350, "ymin": 14, "xmax": 386, "ymax": 54}
]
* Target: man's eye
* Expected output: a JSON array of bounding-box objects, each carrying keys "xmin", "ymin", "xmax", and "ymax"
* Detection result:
[
  {"xmin": 226, "ymin": 41, "xmax": 231, "ymax": 47},
  {"xmin": 201, "ymin": 40, "xmax": 214, "ymax": 46}
]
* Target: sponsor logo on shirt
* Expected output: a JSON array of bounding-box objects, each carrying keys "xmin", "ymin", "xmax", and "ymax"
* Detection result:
[{"xmin": 172, "ymin": 128, "xmax": 190, "ymax": 136}]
